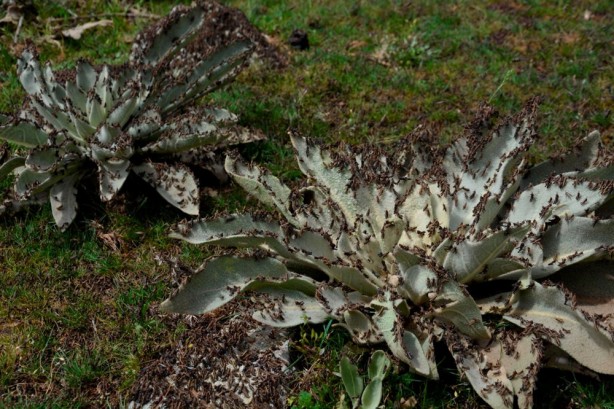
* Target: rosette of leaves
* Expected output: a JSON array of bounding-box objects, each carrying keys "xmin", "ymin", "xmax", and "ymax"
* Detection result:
[
  {"xmin": 161, "ymin": 101, "xmax": 614, "ymax": 409},
  {"xmin": 0, "ymin": 2, "xmax": 265, "ymax": 230}
]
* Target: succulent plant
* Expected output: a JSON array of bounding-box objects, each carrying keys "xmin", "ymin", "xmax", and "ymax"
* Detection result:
[
  {"xmin": 0, "ymin": 2, "xmax": 267, "ymax": 230},
  {"xmin": 161, "ymin": 101, "xmax": 613, "ymax": 409},
  {"xmin": 340, "ymin": 350, "xmax": 390, "ymax": 409}
]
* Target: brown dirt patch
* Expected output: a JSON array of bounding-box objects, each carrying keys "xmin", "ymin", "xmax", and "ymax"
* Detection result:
[{"xmin": 129, "ymin": 301, "xmax": 292, "ymax": 408}]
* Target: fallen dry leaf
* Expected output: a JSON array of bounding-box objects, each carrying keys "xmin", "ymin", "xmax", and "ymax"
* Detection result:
[
  {"xmin": 263, "ymin": 33, "xmax": 283, "ymax": 48},
  {"xmin": 347, "ymin": 40, "xmax": 367, "ymax": 51},
  {"xmin": 126, "ymin": 7, "xmax": 160, "ymax": 20},
  {"xmin": 0, "ymin": 4, "xmax": 21, "ymax": 25},
  {"xmin": 583, "ymin": 10, "xmax": 592, "ymax": 21},
  {"xmin": 560, "ymin": 32, "xmax": 580, "ymax": 44},
  {"xmin": 400, "ymin": 396, "xmax": 418, "ymax": 408},
  {"xmin": 61, "ymin": 19, "xmax": 113, "ymax": 40},
  {"xmin": 98, "ymin": 232, "xmax": 123, "ymax": 252},
  {"xmin": 370, "ymin": 39, "xmax": 391, "ymax": 67}
]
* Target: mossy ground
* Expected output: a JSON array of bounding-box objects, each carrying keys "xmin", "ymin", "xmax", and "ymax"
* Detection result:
[{"xmin": 0, "ymin": 0, "xmax": 612, "ymax": 407}]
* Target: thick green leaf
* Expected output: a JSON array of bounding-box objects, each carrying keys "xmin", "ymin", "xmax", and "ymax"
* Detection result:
[
  {"xmin": 396, "ymin": 249, "xmax": 436, "ymax": 304},
  {"xmin": 360, "ymin": 379, "xmax": 382, "ymax": 409},
  {"xmin": 18, "ymin": 50, "xmax": 52, "ymax": 105},
  {"xmin": 93, "ymin": 125, "xmax": 122, "ymax": 152},
  {"xmin": 94, "ymin": 66, "xmax": 113, "ymax": 111},
  {"xmin": 14, "ymin": 159, "xmax": 83, "ymax": 198},
  {"xmin": 446, "ymin": 119, "xmax": 533, "ymax": 230},
  {"xmin": 68, "ymin": 111, "xmax": 95, "ymax": 141},
  {"xmin": 506, "ymin": 177, "xmax": 612, "ymax": 225},
  {"xmin": 251, "ymin": 288, "xmax": 329, "ymax": 327},
  {"xmin": 86, "ymin": 96, "xmax": 106, "ymax": 128},
  {"xmin": 497, "ymin": 332, "xmax": 541, "ymax": 409},
  {"xmin": 291, "ymin": 135, "xmax": 358, "ymax": 227},
  {"xmin": 443, "ymin": 225, "xmax": 529, "ymax": 283},
  {"xmin": 295, "ymin": 186, "xmax": 343, "ymax": 232},
  {"xmin": 576, "ymin": 165, "xmax": 614, "ymax": 181},
  {"xmin": 419, "ymin": 332, "xmax": 440, "ymax": 380},
  {"xmin": 183, "ymin": 41, "xmax": 252, "ymax": 100},
  {"xmin": 167, "ymin": 217, "xmax": 326, "ymax": 273},
  {"xmin": 14, "ymin": 168, "xmax": 53, "ymax": 197},
  {"xmin": 25, "ymin": 148, "xmax": 60, "ymax": 172},
  {"xmin": 453, "ymin": 330, "xmax": 541, "ymax": 409},
  {"xmin": 327, "ymin": 266, "xmax": 379, "ymax": 296},
  {"xmin": 132, "ymin": 6, "xmax": 205, "ymax": 66},
  {"xmin": 141, "ymin": 112, "xmax": 226, "ymax": 154},
  {"xmin": 225, "ymin": 156, "xmax": 298, "ymax": 225},
  {"xmin": 160, "ymin": 256, "xmax": 289, "ymax": 315},
  {"xmin": 555, "ymin": 261, "xmax": 614, "ymax": 327},
  {"xmin": 107, "ymin": 96, "xmax": 138, "ymax": 127},
  {"xmin": 0, "ymin": 122, "xmax": 49, "ymax": 147},
  {"xmin": 133, "ymin": 161, "xmax": 199, "ymax": 215},
  {"xmin": 30, "ymin": 99, "xmax": 77, "ymax": 137},
  {"xmin": 289, "ymin": 230, "xmax": 336, "ymax": 259},
  {"xmin": 76, "ymin": 61, "xmax": 97, "ymax": 92},
  {"xmin": 482, "ymin": 258, "xmax": 526, "ymax": 281},
  {"xmin": 504, "ymin": 282, "xmax": 614, "ymax": 375},
  {"xmin": 170, "ymin": 214, "xmax": 285, "ymax": 245},
  {"xmin": 317, "ymin": 286, "xmax": 349, "ymax": 318},
  {"xmin": 432, "ymin": 281, "xmax": 490, "ymax": 340},
  {"xmin": 144, "ymin": 128, "xmax": 218, "ymax": 153},
  {"xmin": 126, "ymin": 108, "xmax": 161, "ymax": 140},
  {"xmin": 49, "ymin": 173, "xmax": 79, "ymax": 231},
  {"xmin": 98, "ymin": 159, "xmax": 130, "ymax": 202},
  {"xmin": 379, "ymin": 217, "xmax": 405, "ymax": 255},
  {"xmin": 541, "ymin": 217, "xmax": 614, "ymax": 266},
  {"xmin": 447, "ymin": 332, "xmax": 514, "ymax": 409},
  {"xmin": 339, "ymin": 309, "xmax": 383, "ymax": 345},
  {"xmin": 43, "ymin": 60, "xmax": 68, "ymax": 107},
  {"xmin": 431, "ymin": 236, "xmax": 453, "ymax": 264},
  {"xmin": 371, "ymin": 295, "xmax": 431, "ymax": 376},
  {"xmin": 66, "ymin": 82, "xmax": 87, "ymax": 113},
  {"xmin": 521, "ymin": 131, "xmax": 602, "ymax": 188},
  {"xmin": 317, "ymin": 287, "xmax": 370, "ymax": 319},
  {"xmin": 155, "ymin": 41, "xmax": 253, "ymax": 114},
  {"xmin": 355, "ymin": 185, "xmax": 402, "ymax": 254},
  {"xmin": 398, "ymin": 184, "xmax": 435, "ymax": 245},
  {"xmin": 336, "ymin": 232, "xmax": 385, "ymax": 286},
  {"xmin": 0, "ymin": 157, "xmax": 26, "ymax": 179},
  {"xmin": 340, "ymin": 356, "xmax": 363, "ymax": 406},
  {"xmin": 367, "ymin": 350, "xmax": 390, "ymax": 380}
]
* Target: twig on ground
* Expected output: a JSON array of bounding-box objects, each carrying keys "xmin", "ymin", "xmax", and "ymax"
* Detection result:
[
  {"xmin": 12, "ymin": 14, "xmax": 22, "ymax": 43},
  {"xmin": 45, "ymin": 11, "xmax": 160, "ymax": 23}
]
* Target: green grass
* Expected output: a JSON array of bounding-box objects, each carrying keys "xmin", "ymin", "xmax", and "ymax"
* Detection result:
[
  {"xmin": 0, "ymin": 0, "xmax": 612, "ymax": 407},
  {"xmin": 288, "ymin": 322, "xmax": 348, "ymax": 407}
]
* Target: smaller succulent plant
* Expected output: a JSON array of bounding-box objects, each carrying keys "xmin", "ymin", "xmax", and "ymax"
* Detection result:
[
  {"xmin": 0, "ymin": 2, "xmax": 266, "ymax": 229},
  {"xmin": 340, "ymin": 350, "xmax": 390, "ymax": 409},
  {"xmin": 161, "ymin": 101, "xmax": 613, "ymax": 409}
]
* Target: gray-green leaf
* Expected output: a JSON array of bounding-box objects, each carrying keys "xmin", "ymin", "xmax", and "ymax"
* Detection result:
[
  {"xmin": 340, "ymin": 356, "xmax": 363, "ymax": 406},
  {"xmin": 49, "ymin": 173, "xmax": 79, "ymax": 231},
  {"xmin": 0, "ymin": 122, "xmax": 49, "ymax": 147},
  {"xmin": 160, "ymin": 256, "xmax": 290, "ymax": 315},
  {"xmin": 504, "ymin": 282, "xmax": 614, "ymax": 375}
]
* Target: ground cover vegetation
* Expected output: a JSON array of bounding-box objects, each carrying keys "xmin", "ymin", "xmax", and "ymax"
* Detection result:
[
  {"xmin": 0, "ymin": 0, "xmax": 612, "ymax": 408},
  {"xmin": 164, "ymin": 102, "xmax": 614, "ymax": 409},
  {"xmin": 0, "ymin": 2, "xmax": 266, "ymax": 230}
]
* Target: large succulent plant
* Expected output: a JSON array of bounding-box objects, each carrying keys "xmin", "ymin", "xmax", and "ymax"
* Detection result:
[
  {"xmin": 161, "ymin": 102, "xmax": 613, "ymax": 409},
  {"xmin": 0, "ymin": 2, "xmax": 266, "ymax": 230}
]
